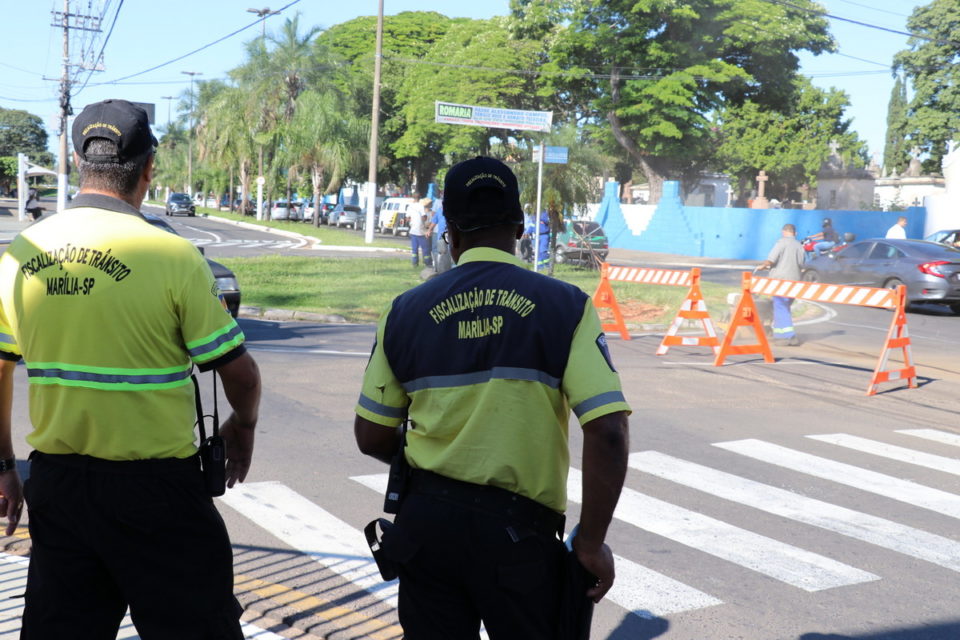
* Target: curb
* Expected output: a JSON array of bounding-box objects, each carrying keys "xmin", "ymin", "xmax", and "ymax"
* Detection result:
[{"xmin": 238, "ymin": 306, "xmax": 348, "ymax": 323}]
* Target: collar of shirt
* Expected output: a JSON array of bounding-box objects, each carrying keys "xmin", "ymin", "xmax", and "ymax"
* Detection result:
[
  {"xmin": 457, "ymin": 246, "xmax": 525, "ymax": 267},
  {"xmin": 66, "ymin": 193, "xmax": 145, "ymax": 218}
]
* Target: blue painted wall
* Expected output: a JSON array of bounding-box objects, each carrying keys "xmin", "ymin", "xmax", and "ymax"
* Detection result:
[{"xmin": 599, "ymin": 181, "xmax": 926, "ymax": 260}]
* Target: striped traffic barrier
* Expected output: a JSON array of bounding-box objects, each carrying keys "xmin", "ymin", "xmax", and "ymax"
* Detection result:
[
  {"xmin": 592, "ymin": 264, "xmax": 720, "ymax": 354},
  {"xmin": 715, "ymin": 273, "xmax": 915, "ymax": 395}
]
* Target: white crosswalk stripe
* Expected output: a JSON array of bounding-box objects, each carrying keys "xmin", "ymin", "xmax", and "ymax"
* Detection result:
[
  {"xmin": 715, "ymin": 439, "xmax": 960, "ymax": 519},
  {"xmin": 629, "ymin": 451, "xmax": 960, "ymax": 572},
  {"xmin": 808, "ymin": 433, "xmax": 960, "ymax": 476},
  {"xmin": 566, "ymin": 469, "xmax": 878, "ymax": 592},
  {"xmin": 898, "ymin": 428, "xmax": 960, "ymax": 448},
  {"xmin": 0, "ymin": 551, "xmax": 289, "ymax": 639}
]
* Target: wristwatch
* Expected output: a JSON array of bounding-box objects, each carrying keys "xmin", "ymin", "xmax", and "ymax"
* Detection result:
[{"xmin": 0, "ymin": 458, "xmax": 16, "ymax": 473}]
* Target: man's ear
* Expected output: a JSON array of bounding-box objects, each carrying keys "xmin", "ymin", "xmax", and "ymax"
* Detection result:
[{"xmin": 143, "ymin": 154, "xmax": 155, "ymax": 184}]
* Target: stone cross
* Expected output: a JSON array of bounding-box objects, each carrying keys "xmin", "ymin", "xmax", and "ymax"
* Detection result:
[{"xmin": 752, "ymin": 170, "xmax": 770, "ymax": 209}]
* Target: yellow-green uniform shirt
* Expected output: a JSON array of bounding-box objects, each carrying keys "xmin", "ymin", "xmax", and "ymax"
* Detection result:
[
  {"xmin": 0, "ymin": 194, "xmax": 246, "ymax": 460},
  {"xmin": 356, "ymin": 247, "xmax": 631, "ymax": 513}
]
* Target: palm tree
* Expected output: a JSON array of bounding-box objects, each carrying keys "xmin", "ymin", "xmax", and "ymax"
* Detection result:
[
  {"xmin": 284, "ymin": 89, "xmax": 369, "ymax": 225},
  {"xmin": 200, "ymin": 87, "xmax": 258, "ymax": 214}
]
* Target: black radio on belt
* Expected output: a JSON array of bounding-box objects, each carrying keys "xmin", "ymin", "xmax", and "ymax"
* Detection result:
[
  {"xmin": 383, "ymin": 416, "xmax": 410, "ymax": 514},
  {"xmin": 192, "ymin": 373, "xmax": 226, "ymax": 497}
]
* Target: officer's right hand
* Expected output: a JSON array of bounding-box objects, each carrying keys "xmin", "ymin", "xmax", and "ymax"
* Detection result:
[{"xmin": 572, "ymin": 536, "xmax": 615, "ymax": 602}]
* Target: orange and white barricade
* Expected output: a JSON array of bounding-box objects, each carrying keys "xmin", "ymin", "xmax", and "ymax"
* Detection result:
[
  {"xmin": 654, "ymin": 267, "xmax": 719, "ymax": 356},
  {"xmin": 592, "ymin": 264, "xmax": 720, "ymax": 354},
  {"xmin": 716, "ymin": 273, "xmax": 916, "ymax": 395}
]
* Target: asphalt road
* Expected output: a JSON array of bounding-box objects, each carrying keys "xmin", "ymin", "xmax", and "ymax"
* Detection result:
[{"xmin": 2, "ymin": 211, "xmax": 960, "ymax": 638}]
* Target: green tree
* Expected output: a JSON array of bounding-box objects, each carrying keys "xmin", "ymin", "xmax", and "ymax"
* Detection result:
[
  {"xmin": 283, "ymin": 89, "xmax": 369, "ymax": 224},
  {"xmin": 509, "ymin": 0, "xmax": 834, "ymax": 201},
  {"xmin": 883, "ymin": 75, "xmax": 910, "ymax": 176},
  {"xmin": 716, "ymin": 77, "xmax": 866, "ymax": 201},
  {"xmin": 317, "ymin": 12, "xmax": 458, "ymax": 188},
  {"xmin": 0, "ymin": 108, "xmax": 49, "ymax": 159},
  {"xmin": 893, "ymin": 0, "xmax": 960, "ymax": 171},
  {"xmin": 392, "ymin": 18, "xmax": 543, "ymax": 191}
]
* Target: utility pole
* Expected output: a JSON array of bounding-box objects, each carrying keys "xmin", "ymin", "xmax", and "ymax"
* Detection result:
[
  {"xmin": 181, "ymin": 71, "xmax": 202, "ymax": 197},
  {"xmin": 364, "ymin": 0, "xmax": 384, "ymax": 243},
  {"xmin": 247, "ymin": 7, "xmax": 279, "ymax": 220},
  {"xmin": 50, "ymin": 0, "xmax": 101, "ymax": 215}
]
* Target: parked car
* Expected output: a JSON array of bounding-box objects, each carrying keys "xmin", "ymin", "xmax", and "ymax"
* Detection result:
[
  {"xmin": 801, "ymin": 238, "xmax": 960, "ymax": 312},
  {"xmin": 377, "ymin": 197, "xmax": 416, "ymax": 235},
  {"xmin": 554, "ymin": 220, "xmax": 609, "ymax": 264},
  {"xmin": 143, "ymin": 213, "xmax": 241, "ymax": 318},
  {"xmin": 925, "ymin": 229, "xmax": 960, "ymax": 247},
  {"xmin": 165, "ymin": 192, "xmax": 195, "ymax": 217},
  {"xmin": 330, "ymin": 204, "xmax": 364, "ymax": 229},
  {"xmin": 270, "ymin": 200, "xmax": 301, "ymax": 221}
]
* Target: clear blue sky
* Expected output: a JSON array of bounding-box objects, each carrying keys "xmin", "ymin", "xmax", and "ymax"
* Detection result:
[{"xmin": 0, "ymin": 0, "xmax": 927, "ymax": 164}]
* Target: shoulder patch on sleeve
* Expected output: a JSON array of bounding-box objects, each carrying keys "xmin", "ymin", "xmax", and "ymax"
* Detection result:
[{"xmin": 596, "ymin": 333, "xmax": 616, "ymax": 372}]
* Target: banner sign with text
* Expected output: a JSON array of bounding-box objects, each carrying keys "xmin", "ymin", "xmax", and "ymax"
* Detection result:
[{"xmin": 435, "ymin": 101, "xmax": 552, "ymax": 132}]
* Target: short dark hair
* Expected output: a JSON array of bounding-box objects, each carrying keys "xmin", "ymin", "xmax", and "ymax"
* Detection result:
[
  {"xmin": 77, "ymin": 138, "xmax": 151, "ymax": 195},
  {"xmin": 782, "ymin": 223, "xmax": 796, "ymax": 234}
]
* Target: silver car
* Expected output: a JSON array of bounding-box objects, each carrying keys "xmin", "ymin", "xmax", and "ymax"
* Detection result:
[{"xmin": 802, "ymin": 238, "xmax": 960, "ymax": 312}]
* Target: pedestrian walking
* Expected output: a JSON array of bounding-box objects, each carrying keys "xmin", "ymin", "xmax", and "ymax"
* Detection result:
[
  {"xmin": 408, "ymin": 197, "xmax": 433, "ymax": 268},
  {"xmin": 0, "ymin": 99, "xmax": 262, "ymax": 639},
  {"xmin": 354, "ymin": 156, "xmax": 630, "ymax": 638},
  {"xmin": 758, "ymin": 223, "xmax": 806, "ymax": 346},
  {"xmin": 885, "ymin": 216, "xmax": 907, "ymax": 239}
]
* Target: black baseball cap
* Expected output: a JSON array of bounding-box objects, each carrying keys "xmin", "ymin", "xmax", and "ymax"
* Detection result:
[
  {"xmin": 442, "ymin": 156, "xmax": 524, "ymax": 232},
  {"xmin": 72, "ymin": 99, "xmax": 158, "ymax": 163}
]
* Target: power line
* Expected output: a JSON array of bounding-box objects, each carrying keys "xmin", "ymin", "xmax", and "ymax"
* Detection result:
[
  {"xmin": 74, "ymin": 0, "xmax": 123, "ymax": 96},
  {"xmin": 763, "ymin": 0, "xmax": 960, "ymax": 48},
  {"xmin": 832, "ymin": 0, "xmax": 911, "ymax": 19},
  {"xmin": 100, "ymin": 0, "xmax": 300, "ymax": 85}
]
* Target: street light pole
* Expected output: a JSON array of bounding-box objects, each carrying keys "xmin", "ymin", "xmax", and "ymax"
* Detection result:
[
  {"xmin": 247, "ymin": 7, "xmax": 279, "ymax": 220},
  {"xmin": 364, "ymin": 0, "xmax": 384, "ymax": 243},
  {"xmin": 161, "ymin": 95, "xmax": 176, "ymax": 128},
  {"xmin": 181, "ymin": 71, "xmax": 201, "ymax": 197}
]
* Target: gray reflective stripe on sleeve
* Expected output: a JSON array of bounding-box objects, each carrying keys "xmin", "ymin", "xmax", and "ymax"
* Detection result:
[
  {"xmin": 0, "ymin": 333, "xmax": 15, "ymax": 345},
  {"xmin": 357, "ymin": 393, "xmax": 406, "ymax": 419},
  {"xmin": 401, "ymin": 367, "xmax": 560, "ymax": 393},
  {"xmin": 188, "ymin": 324, "xmax": 243, "ymax": 358},
  {"xmin": 573, "ymin": 391, "xmax": 627, "ymax": 418},
  {"xmin": 27, "ymin": 367, "xmax": 192, "ymax": 385}
]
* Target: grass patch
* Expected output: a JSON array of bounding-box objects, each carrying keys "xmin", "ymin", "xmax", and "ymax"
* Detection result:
[{"xmin": 220, "ymin": 255, "xmax": 743, "ymax": 325}]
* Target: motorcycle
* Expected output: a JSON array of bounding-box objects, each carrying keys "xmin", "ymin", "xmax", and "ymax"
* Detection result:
[{"xmin": 802, "ymin": 232, "xmax": 855, "ymax": 260}]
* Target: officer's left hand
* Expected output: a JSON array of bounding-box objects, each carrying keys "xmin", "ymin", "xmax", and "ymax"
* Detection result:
[
  {"xmin": 0, "ymin": 469, "xmax": 23, "ymax": 536},
  {"xmin": 220, "ymin": 414, "xmax": 255, "ymax": 488},
  {"xmin": 573, "ymin": 536, "xmax": 615, "ymax": 603}
]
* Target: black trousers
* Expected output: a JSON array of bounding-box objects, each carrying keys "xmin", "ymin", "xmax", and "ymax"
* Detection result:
[
  {"xmin": 383, "ymin": 474, "xmax": 566, "ymax": 640},
  {"xmin": 20, "ymin": 452, "xmax": 243, "ymax": 640}
]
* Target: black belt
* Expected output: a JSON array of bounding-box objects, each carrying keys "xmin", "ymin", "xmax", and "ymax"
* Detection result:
[
  {"xmin": 29, "ymin": 450, "xmax": 200, "ymax": 475},
  {"xmin": 408, "ymin": 469, "xmax": 565, "ymax": 539}
]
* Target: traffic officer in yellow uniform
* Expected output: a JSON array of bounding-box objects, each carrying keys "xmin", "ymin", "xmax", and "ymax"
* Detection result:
[
  {"xmin": 0, "ymin": 99, "xmax": 261, "ymax": 639},
  {"xmin": 355, "ymin": 156, "xmax": 630, "ymax": 639}
]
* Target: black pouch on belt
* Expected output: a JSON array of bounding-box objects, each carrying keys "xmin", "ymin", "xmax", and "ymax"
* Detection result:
[
  {"xmin": 192, "ymin": 373, "xmax": 226, "ymax": 497},
  {"xmin": 383, "ymin": 416, "xmax": 410, "ymax": 514}
]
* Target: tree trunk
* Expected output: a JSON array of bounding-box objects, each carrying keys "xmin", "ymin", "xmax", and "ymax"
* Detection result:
[
  {"xmin": 239, "ymin": 160, "xmax": 250, "ymax": 216},
  {"xmin": 311, "ymin": 164, "xmax": 324, "ymax": 227},
  {"xmin": 608, "ymin": 66, "xmax": 667, "ymax": 203}
]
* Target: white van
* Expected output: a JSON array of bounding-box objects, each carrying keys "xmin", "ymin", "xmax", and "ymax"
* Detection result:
[{"xmin": 377, "ymin": 197, "xmax": 417, "ymax": 236}]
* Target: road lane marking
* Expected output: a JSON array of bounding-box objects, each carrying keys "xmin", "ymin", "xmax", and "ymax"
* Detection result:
[
  {"xmin": 898, "ymin": 429, "xmax": 960, "ymax": 448},
  {"xmin": 182, "ymin": 225, "xmax": 222, "ymax": 242},
  {"xmin": 808, "ymin": 433, "xmax": 960, "ymax": 476},
  {"xmin": 630, "ymin": 451, "xmax": 960, "ymax": 572},
  {"xmin": 567, "ymin": 469, "xmax": 877, "ymax": 592},
  {"xmin": 350, "ymin": 473, "xmax": 723, "ymax": 617},
  {"xmin": 715, "ymin": 439, "xmax": 960, "ymax": 519}
]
